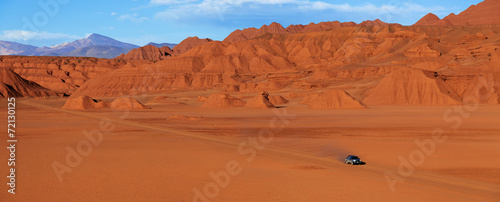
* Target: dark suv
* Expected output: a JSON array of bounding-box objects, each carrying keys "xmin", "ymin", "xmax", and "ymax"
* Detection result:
[{"xmin": 345, "ymin": 155, "xmax": 362, "ymax": 165}]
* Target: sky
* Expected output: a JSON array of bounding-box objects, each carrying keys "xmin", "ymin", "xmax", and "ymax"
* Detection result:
[{"xmin": 0, "ymin": 0, "xmax": 484, "ymax": 47}]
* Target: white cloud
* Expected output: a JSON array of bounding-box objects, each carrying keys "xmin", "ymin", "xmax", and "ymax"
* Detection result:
[
  {"xmin": 0, "ymin": 30, "xmax": 80, "ymax": 41},
  {"xmin": 111, "ymin": 12, "xmax": 118, "ymax": 16},
  {"xmin": 298, "ymin": 2, "xmax": 441, "ymax": 14},
  {"xmin": 150, "ymin": 0, "xmax": 199, "ymax": 5},
  {"xmin": 154, "ymin": 0, "xmax": 300, "ymax": 19},
  {"xmin": 153, "ymin": 0, "xmax": 443, "ymax": 21},
  {"xmin": 118, "ymin": 13, "xmax": 149, "ymax": 22}
]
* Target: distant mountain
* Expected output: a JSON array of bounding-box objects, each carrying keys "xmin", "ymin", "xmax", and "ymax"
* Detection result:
[
  {"xmin": 65, "ymin": 45, "xmax": 134, "ymax": 59},
  {"xmin": 0, "ymin": 41, "xmax": 37, "ymax": 55},
  {"xmin": 146, "ymin": 42, "xmax": 177, "ymax": 49},
  {"xmin": 116, "ymin": 37, "xmax": 210, "ymax": 60},
  {"xmin": 36, "ymin": 33, "xmax": 140, "ymax": 57},
  {"xmin": 413, "ymin": 0, "xmax": 500, "ymax": 26},
  {"xmin": 0, "ymin": 33, "xmax": 140, "ymax": 58}
]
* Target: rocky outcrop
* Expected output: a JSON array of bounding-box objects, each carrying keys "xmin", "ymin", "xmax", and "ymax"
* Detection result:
[
  {"xmin": 115, "ymin": 45, "xmax": 173, "ymax": 60},
  {"xmin": 172, "ymin": 37, "xmax": 213, "ymax": 55},
  {"xmin": 245, "ymin": 91, "xmax": 275, "ymax": 109},
  {"xmin": 0, "ymin": 68, "xmax": 55, "ymax": 98},
  {"xmin": 363, "ymin": 68, "xmax": 461, "ymax": 106}
]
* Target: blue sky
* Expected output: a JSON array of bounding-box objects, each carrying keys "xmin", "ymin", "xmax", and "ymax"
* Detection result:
[{"xmin": 0, "ymin": 0, "xmax": 483, "ymax": 47}]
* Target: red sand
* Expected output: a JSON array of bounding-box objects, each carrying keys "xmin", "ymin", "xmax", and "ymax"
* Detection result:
[
  {"xmin": 61, "ymin": 95, "xmax": 108, "ymax": 110},
  {"xmin": 202, "ymin": 92, "xmax": 246, "ymax": 108},
  {"xmin": 1, "ymin": 97, "xmax": 498, "ymax": 201}
]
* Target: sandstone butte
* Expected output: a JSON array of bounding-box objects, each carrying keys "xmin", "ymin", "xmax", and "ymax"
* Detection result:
[{"xmin": 1, "ymin": 0, "xmax": 500, "ymax": 109}]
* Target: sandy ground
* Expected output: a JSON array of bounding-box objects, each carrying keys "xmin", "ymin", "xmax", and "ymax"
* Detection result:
[{"xmin": 1, "ymin": 95, "xmax": 499, "ymax": 201}]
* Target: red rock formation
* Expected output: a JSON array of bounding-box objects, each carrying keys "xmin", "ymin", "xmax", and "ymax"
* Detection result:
[
  {"xmin": 358, "ymin": 19, "xmax": 389, "ymax": 26},
  {"xmin": 224, "ymin": 20, "xmax": 393, "ymax": 42},
  {"xmin": 5, "ymin": 7, "xmax": 499, "ymax": 107},
  {"xmin": 413, "ymin": 0, "xmax": 500, "ymax": 26},
  {"xmin": 172, "ymin": 37, "xmax": 213, "ymax": 55},
  {"xmin": 0, "ymin": 68, "xmax": 55, "ymax": 97},
  {"xmin": 116, "ymin": 45, "xmax": 173, "ymax": 60},
  {"xmin": 363, "ymin": 68, "xmax": 461, "ymax": 106},
  {"xmin": 72, "ymin": 25, "xmax": 500, "ymax": 105},
  {"xmin": 244, "ymin": 91, "xmax": 275, "ymax": 109},
  {"xmin": 404, "ymin": 43, "xmax": 441, "ymax": 58},
  {"xmin": 413, "ymin": 13, "xmax": 441, "ymax": 26},
  {"xmin": 0, "ymin": 56, "xmax": 132, "ymax": 95}
]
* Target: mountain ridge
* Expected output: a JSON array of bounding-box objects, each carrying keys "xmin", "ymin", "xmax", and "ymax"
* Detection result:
[
  {"xmin": 413, "ymin": 0, "xmax": 500, "ymax": 26},
  {"xmin": 0, "ymin": 34, "xmax": 169, "ymax": 58}
]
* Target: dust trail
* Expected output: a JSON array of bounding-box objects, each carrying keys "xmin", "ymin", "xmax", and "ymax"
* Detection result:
[{"xmin": 319, "ymin": 144, "xmax": 353, "ymax": 162}]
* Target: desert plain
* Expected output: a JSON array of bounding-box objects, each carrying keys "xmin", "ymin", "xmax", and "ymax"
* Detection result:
[{"xmin": 0, "ymin": 91, "xmax": 499, "ymax": 201}]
